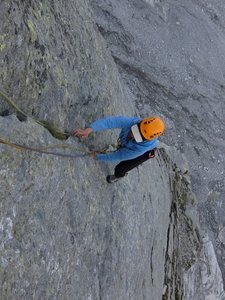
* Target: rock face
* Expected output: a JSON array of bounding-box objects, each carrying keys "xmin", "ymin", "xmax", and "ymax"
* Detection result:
[
  {"xmin": 0, "ymin": 115, "xmax": 201, "ymax": 299},
  {"xmin": 184, "ymin": 236, "xmax": 225, "ymax": 300},
  {"xmin": 0, "ymin": 0, "xmax": 207, "ymax": 299},
  {"xmin": 90, "ymin": 0, "xmax": 225, "ymax": 297},
  {"xmin": 90, "ymin": 0, "xmax": 225, "ymax": 204},
  {"xmin": 0, "ymin": 0, "xmax": 133, "ymax": 133}
]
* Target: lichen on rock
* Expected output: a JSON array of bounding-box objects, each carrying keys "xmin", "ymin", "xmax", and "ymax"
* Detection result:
[{"xmin": 0, "ymin": 0, "xmax": 204, "ymax": 299}]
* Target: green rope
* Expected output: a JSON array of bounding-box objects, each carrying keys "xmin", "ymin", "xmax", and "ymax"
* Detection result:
[
  {"xmin": 0, "ymin": 90, "xmax": 112, "ymax": 158},
  {"xmin": 0, "ymin": 89, "xmax": 70, "ymax": 140}
]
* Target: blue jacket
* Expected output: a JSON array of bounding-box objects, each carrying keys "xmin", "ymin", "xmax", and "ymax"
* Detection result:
[{"xmin": 90, "ymin": 116, "xmax": 158, "ymax": 162}]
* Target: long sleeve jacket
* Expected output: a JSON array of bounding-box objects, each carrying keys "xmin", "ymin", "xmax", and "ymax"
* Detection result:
[{"xmin": 90, "ymin": 116, "xmax": 158, "ymax": 162}]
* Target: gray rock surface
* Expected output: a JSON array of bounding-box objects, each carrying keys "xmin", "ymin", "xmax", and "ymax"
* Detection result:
[
  {"xmin": 0, "ymin": 0, "xmax": 203, "ymax": 299},
  {"xmin": 184, "ymin": 235, "xmax": 225, "ymax": 300},
  {"xmin": 90, "ymin": 0, "xmax": 225, "ymax": 296},
  {"xmin": 0, "ymin": 0, "xmax": 132, "ymax": 134},
  {"xmin": 0, "ymin": 115, "xmax": 201, "ymax": 299},
  {"xmin": 90, "ymin": 0, "xmax": 225, "ymax": 203}
]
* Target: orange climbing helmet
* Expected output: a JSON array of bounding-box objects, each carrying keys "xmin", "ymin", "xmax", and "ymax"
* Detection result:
[{"xmin": 131, "ymin": 116, "xmax": 165, "ymax": 142}]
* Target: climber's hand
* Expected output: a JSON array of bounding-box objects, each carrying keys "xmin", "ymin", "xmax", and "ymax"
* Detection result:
[
  {"xmin": 89, "ymin": 151, "xmax": 97, "ymax": 159},
  {"xmin": 71, "ymin": 127, "xmax": 93, "ymax": 139}
]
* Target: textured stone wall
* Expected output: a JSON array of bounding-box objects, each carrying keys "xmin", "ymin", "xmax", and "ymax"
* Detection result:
[{"xmin": 0, "ymin": 0, "xmax": 202, "ymax": 299}]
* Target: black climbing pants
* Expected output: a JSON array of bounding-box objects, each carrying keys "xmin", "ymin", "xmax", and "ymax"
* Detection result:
[{"xmin": 114, "ymin": 149, "xmax": 155, "ymax": 178}]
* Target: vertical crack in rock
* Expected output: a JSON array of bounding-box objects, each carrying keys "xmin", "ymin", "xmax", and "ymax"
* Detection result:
[
  {"xmin": 160, "ymin": 148, "xmax": 202, "ymax": 299},
  {"xmin": 0, "ymin": 0, "xmax": 209, "ymax": 299},
  {"xmin": 150, "ymin": 244, "xmax": 154, "ymax": 285}
]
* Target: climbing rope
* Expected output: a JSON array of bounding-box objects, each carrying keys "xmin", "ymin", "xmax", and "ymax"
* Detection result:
[
  {"xmin": 0, "ymin": 137, "xmax": 89, "ymax": 158},
  {"xmin": 0, "ymin": 89, "xmax": 89, "ymax": 157},
  {"xmin": 0, "ymin": 89, "xmax": 109, "ymax": 158},
  {"xmin": 0, "ymin": 89, "xmax": 70, "ymax": 140}
]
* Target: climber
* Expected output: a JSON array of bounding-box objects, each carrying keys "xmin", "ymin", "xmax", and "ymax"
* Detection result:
[{"xmin": 72, "ymin": 116, "xmax": 165, "ymax": 183}]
